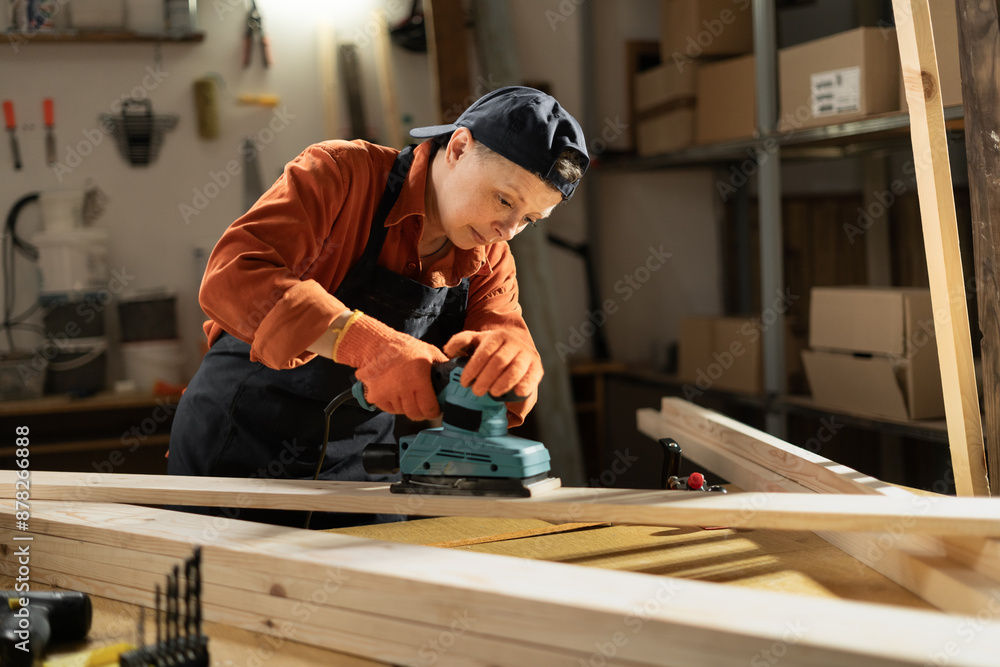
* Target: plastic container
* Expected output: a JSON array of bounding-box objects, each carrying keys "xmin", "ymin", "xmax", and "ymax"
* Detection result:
[
  {"xmin": 0, "ymin": 355, "xmax": 46, "ymax": 401},
  {"xmin": 32, "ymin": 229, "xmax": 109, "ymax": 297},
  {"xmin": 44, "ymin": 337, "xmax": 108, "ymax": 396},
  {"xmin": 118, "ymin": 292, "xmax": 178, "ymax": 342},
  {"xmin": 44, "ymin": 300, "xmax": 106, "ymax": 339},
  {"xmin": 122, "ymin": 339, "xmax": 184, "ymax": 392},
  {"xmin": 39, "ymin": 189, "xmax": 86, "ymax": 231}
]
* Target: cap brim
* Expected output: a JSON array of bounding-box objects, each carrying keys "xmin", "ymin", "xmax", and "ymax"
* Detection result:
[{"xmin": 409, "ymin": 123, "xmax": 458, "ymax": 138}]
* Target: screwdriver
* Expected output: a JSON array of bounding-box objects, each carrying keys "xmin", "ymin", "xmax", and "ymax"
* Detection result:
[
  {"xmin": 43, "ymin": 98, "xmax": 56, "ymax": 166},
  {"xmin": 3, "ymin": 100, "xmax": 22, "ymax": 170}
]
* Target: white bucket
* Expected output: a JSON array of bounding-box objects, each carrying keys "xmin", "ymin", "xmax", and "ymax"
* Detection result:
[
  {"xmin": 32, "ymin": 229, "xmax": 109, "ymax": 296},
  {"xmin": 122, "ymin": 339, "xmax": 184, "ymax": 393},
  {"xmin": 39, "ymin": 189, "xmax": 86, "ymax": 232}
]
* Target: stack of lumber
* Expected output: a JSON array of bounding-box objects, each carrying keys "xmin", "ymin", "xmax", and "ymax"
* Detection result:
[
  {"xmin": 637, "ymin": 398, "xmax": 1000, "ymax": 618},
  {"xmin": 4, "ymin": 434, "xmax": 1000, "ymax": 665}
]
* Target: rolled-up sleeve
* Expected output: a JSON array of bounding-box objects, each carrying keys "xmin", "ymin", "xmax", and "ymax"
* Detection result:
[{"xmin": 199, "ymin": 144, "xmax": 361, "ymax": 369}]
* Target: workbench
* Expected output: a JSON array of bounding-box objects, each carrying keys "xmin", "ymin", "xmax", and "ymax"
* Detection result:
[{"xmin": 4, "ymin": 511, "xmax": 931, "ymax": 665}]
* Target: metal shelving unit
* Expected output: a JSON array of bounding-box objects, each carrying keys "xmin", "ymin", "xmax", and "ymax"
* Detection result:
[{"xmin": 580, "ymin": 0, "xmax": 964, "ymax": 444}]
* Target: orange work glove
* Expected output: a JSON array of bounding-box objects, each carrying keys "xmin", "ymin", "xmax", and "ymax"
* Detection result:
[
  {"xmin": 443, "ymin": 330, "xmax": 543, "ymax": 399},
  {"xmin": 333, "ymin": 311, "xmax": 449, "ymax": 421}
]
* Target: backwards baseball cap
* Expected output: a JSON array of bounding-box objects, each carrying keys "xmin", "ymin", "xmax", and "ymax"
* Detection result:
[{"xmin": 410, "ymin": 86, "xmax": 590, "ymax": 200}]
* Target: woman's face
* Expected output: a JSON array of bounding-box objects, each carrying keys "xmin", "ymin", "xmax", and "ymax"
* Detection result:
[{"xmin": 433, "ymin": 129, "xmax": 564, "ymax": 250}]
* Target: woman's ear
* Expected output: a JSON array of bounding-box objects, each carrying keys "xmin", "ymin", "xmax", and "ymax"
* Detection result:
[{"xmin": 446, "ymin": 127, "xmax": 475, "ymax": 164}]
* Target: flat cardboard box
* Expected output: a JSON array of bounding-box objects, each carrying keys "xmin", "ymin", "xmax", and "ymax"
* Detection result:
[
  {"xmin": 803, "ymin": 287, "xmax": 944, "ymax": 420},
  {"xmin": 899, "ymin": 0, "xmax": 962, "ymax": 111},
  {"xmin": 778, "ymin": 27, "xmax": 900, "ymax": 131},
  {"xmin": 678, "ymin": 316, "xmax": 762, "ymax": 395},
  {"xmin": 637, "ymin": 107, "xmax": 695, "ymax": 156},
  {"xmin": 634, "ymin": 61, "xmax": 698, "ymax": 113},
  {"xmin": 660, "ymin": 0, "xmax": 754, "ymax": 63},
  {"xmin": 695, "ymin": 54, "xmax": 756, "ymax": 144}
]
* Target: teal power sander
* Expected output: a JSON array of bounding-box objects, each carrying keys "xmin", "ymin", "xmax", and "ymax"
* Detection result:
[{"xmin": 358, "ymin": 358, "xmax": 558, "ymax": 497}]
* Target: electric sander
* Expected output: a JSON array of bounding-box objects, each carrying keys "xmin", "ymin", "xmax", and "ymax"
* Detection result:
[{"xmin": 359, "ymin": 358, "xmax": 559, "ymax": 497}]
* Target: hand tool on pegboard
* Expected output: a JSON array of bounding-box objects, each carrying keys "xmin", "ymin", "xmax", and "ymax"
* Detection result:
[
  {"xmin": 3, "ymin": 100, "xmax": 22, "ymax": 170},
  {"xmin": 43, "ymin": 98, "xmax": 56, "ymax": 166},
  {"xmin": 242, "ymin": 0, "xmax": 270, "ymax": 68}
]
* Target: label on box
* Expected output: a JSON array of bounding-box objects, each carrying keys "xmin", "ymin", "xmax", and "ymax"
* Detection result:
[{"xmin": 810, "ymin": 67, "xmax": 861, "ymax": 117}]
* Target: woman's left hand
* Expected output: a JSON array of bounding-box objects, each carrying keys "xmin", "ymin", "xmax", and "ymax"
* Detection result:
[{"xmin": 443, "ymin": 330, "xmax": 543, "ymax": 399}]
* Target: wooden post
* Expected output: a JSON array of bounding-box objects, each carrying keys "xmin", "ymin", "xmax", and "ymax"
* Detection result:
[
  {"xmin": 893, "ymin": 0, "xmax": 990, "ymax": 496},
  {"xmin": 424, "ymin": 0, "xmax": 471, "ymax": 122},
  {"xmin": 954, "ymin": 0, "xmax": 1000, "ymax": 495}
]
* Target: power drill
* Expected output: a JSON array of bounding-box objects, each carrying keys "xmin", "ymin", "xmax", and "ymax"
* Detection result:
[{"xmin": 0, "ymin": 591, "xmax": 92, "ymax": 667}]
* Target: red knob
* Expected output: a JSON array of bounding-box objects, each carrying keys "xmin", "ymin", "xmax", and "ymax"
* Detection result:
[
  {"xmin": 3, "ymin": 101, "xmax": 14, "ymax": 129},
  {"xmin": 687, "ymin": 472, "xmax": 704, "ymax": 490},
  {"xmin": 44, "ymin": 98, "xmax": 54, "ymax": 126}
]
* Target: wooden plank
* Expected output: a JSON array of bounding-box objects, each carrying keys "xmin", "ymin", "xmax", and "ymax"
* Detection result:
[
  {"xmin": 373, "ymin": 12, "xmax": 403, "ymax": 148},
  {"xmin": 892, "ymin": 0, "xmax": 990, "ymax": 496},
  {"xmin": 0, "ymin": 560, "xmax": 603, "ymax": 667},
  {"xmin": 317, "ymin": 22, "xmax": 340, "ymax": 140},
  {"xmin": 637, "ymin": 399, "xmax": 1000, "ymax": 616},
  {"xmin": 9, "ymin": 470, "xmax": 1000, "ymax": 536},
  {"xmin": 6, "ymin": 501, "xmax": 1000, "ymax": 666},
  {"xmin": 424, "ymin": 0, "xmax": 470, "ymax": 123},
  {"xmin": 954, "ymin": 0, "xmax": 1000, "ymax": 495}
]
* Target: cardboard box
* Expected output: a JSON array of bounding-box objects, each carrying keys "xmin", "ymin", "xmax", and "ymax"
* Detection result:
[
  {"xmin": 637, "ymin": 107, "xmax": 695, "ymax": 156},
  {"xmin": 634, "ymin": 61, "xmax": 698, "ymax": 113},
  {"xmin": 899, "ymin": 0, "xmax": 963, "ymax": 111},
  {"xmin": 660, "ymin": 0, "xmax": 754, "ymax": 64},
  {"xmin": 778, "ymin": 27, "xmax": 900, "ymax": 131},
  {"xmin": 802, "ymin": 287, "xmax": 944, "ymax": 420},
  {"xmin": 678, "ymin": 316, "xmax": 762, "ymax": 395},
  {"xmin": 695, "ymin": 54, "xmax": 756, "ymax": 144}
]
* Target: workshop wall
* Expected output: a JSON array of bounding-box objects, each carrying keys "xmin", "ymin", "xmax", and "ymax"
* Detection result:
[{"xmin": 0, "ymin": 2, "xmax": 437, "ymax": 385}]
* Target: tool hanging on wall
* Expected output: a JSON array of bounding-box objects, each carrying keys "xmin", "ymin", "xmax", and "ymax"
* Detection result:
[
  {"xmin": 99, "ymin": 98, "xmax": 178, "ymax": 166},
  {"xmin": 192, "ymin": 77, "xmax": 220, "ymax": 140},
  {"xmin": 242, "ymin": 137, "xmax": 264, "ymax": 212},
  {"xmin": 43, "ymin": 97, "xmax": 56, "ymax": 166},
  {"xmin": 242, "ymin": 0, "xmax": 270, "ymax": 68},
  {"xmin": 3, "ymin": 100, "xmax": 22, "ymax": 170},
  {"xmin": 390, "ymin": 0, "xmax": 426, "ymax": 52}
]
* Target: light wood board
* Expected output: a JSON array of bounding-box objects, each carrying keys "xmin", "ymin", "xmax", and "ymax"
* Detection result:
[{"xmin": 6, "ymin": 470, "xmax": 1000, "ymax": 536}]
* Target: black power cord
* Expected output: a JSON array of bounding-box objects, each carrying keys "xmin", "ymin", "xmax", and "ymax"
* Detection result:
[
  {"xmin": 303, "ymin": 387, "xmax": 357, "ymax": 529},
  {"xmin": 3, "ymin": 193, "xmax": 41, "ymax": 355}
]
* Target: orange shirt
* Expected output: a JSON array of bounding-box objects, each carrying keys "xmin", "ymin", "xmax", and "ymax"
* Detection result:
[{"xmin": 199, "ymin": 139, "xmax": 537, "ymax": 425}]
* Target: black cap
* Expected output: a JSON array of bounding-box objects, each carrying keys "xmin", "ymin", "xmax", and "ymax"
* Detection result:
[{"xmin": 410, "ymin": 86, "xmax": 589, "ymax": 200}]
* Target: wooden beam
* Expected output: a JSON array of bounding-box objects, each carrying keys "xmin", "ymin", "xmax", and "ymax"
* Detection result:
[
  {"xmin": 424, "ymin": 0, "xmax": 470, "ymax": 123},
  {"xmin": 6, "ymin": 501, "xmax": 1000, "ymax": 665},
  {"xmin": 637, "ymin": 399, "xmax": 1000, "ymax": 616},
  {"xmin": 8, "ymin": 470, "xmax": 1000, "ymax": 536},
  {"xmin": 954, "ymin": 0, "xmax": 1000, "ymax": 495},
  {"xmin": 317, "ymin": 22, "xmax": 340, "ymax": 140},
  {"xmin": 892, "ymin": 0, "xmax": 990, "ymax": 496}
]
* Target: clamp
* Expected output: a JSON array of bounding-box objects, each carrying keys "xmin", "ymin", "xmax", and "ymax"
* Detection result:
[{"xmin": 242, "ymin": 0, "xmax": 271, "ymax": 68}]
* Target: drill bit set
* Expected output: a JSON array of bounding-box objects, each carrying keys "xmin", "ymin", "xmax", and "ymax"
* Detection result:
[{"xmin": 120, "ymin": 547, "xmax": 208, "ymax": 667}]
